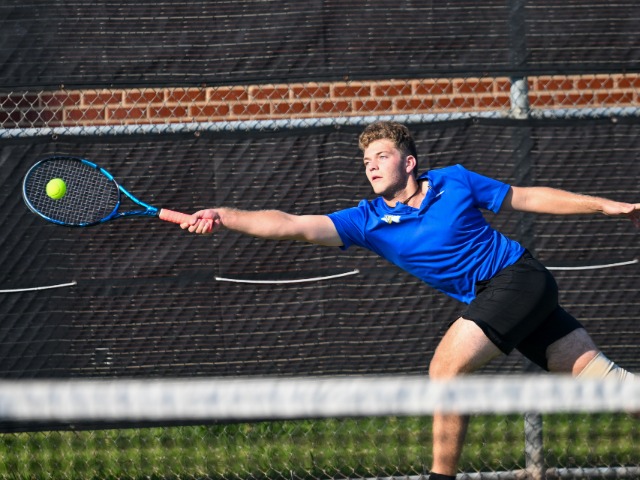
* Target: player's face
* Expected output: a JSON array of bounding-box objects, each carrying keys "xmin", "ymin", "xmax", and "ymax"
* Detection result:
[{"xmin": 363, "ymin": 139, "xmax": 411, "ymax": 198}]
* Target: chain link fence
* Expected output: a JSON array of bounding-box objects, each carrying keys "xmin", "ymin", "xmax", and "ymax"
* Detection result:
[
  {"xmin": 0, "ymin": 413, "xmax": 636, "ymax": 480},
  {"xmin": 1, "ymin": 74, "xmax": 639, "ymax": 137},
  {"xmin": 1, "ymin": 1, "xmax": 639, "ymax": 479}
]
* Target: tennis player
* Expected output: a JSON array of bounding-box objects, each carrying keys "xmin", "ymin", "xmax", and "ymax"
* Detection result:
[{"xmin": 182, "ymin": 121, "xmax": 638, "ymax": 480}]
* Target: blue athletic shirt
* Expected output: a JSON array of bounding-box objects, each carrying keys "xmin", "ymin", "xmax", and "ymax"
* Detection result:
[{"xmin": 327, "ymin": 164, "xmax": 525, "ymax": 304}]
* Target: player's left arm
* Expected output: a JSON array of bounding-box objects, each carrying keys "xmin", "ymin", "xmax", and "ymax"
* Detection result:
[{"xmin": 503, "ymin": 186, "xmax": 640, "ymax": 227}]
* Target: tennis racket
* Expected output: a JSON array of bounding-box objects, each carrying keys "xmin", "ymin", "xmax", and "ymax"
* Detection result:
[{"xmin": 22, "ymin": 155, "xmax": 205, "ymax": 229}]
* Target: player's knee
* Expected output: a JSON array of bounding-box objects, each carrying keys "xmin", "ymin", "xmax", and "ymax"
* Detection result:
[
  {"xmin": 429, "ymin": 356, "xmax": 461, "ymax": 380},
  {"xmin": 577, "ymin": 352, "xmax": 636, "ymax": 381}
]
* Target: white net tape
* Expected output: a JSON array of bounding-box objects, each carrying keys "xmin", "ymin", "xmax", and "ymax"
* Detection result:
[{"xmin": 0, "ymin": 375, "xmax": 638, "ymax": 422}]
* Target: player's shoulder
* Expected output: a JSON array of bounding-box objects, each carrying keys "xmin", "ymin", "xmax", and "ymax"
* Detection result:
[
  {"xmin": 357, "ymin": 196, "xmax": 388, "ymax": 214},
  {"xmin": 330, "ymin": 197, "xmax": 380, "ymax": 220},
  {"xmin": 418, "ymin": 164, "xmax": 470, "ymax": 185}
]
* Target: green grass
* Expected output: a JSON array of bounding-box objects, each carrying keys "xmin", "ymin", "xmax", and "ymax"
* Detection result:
[{"xmin": 0, "ymin": 414, "xmax": 636, "ymax": 479}]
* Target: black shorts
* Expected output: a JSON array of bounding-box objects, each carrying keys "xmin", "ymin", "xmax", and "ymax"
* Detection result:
[{"xmin": 462, "ymin": 251, "xmax": 583, "ymax": 370}]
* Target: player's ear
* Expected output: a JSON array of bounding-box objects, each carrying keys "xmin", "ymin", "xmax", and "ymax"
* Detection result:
[{"xmin": 405, "ymin": 155, "xmax": 417, "ymax": 175}]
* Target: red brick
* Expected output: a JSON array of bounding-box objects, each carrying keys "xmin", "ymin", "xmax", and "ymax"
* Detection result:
[
  {"xmin": 249, "ymin": 85, "xmax": 290, "ymax": 100},
  {"xmin": 454, "ymin": 78, "xmax": 494, "ymax": 94},
  {"xmin": 65, "ymin": 108, "xmax": 106, "ymax": 122},
  {"xmin": 596, "ymin": 91, "xmax": 634, "ymax": 105},
  {"xmin": 353, "ymin": 99, "xmax": 393, "ymax": 113},
  {"xmin": 475, "ymin": 94, "xmax": 511, "ymax": 109},
  {"xmin": 0, "ymin": 94, "xmax": 39, "ymax": 109},
  {"xmin": 575, "ymin": 76, "xmax": 614, "ymax": 90},
  {"xmin": 494, "ymin": 78, "xmax": 512, "ymax": 92},
  {"xmin": 190, "ymin": 104, "xmax": 231, "ymax": 118},
  {"xmin": 82, "ymin": 90, "xmax": 124, "ymax": 107},
  {"xmin": 373, "ymin": 82, "xmax": 412, "ymax": 97},
  {"xmin": 555, "ymin": 92, "xmax": 595, "ymax": 107},
  {"xmin": 332, "ymin": 84, "xmax": 371, "ymax": 98},
  {"xmin": 209, "ymin": 87, "xmax": 249, "ymax": 102},
  {"xmin": 231, "ymin": 103, "xmax": 270, "ymax": 117},
  {"xmin": 616, "ymin": 75, "xmax": 640, "ymax": 89},
  {"xmin": 271, "ymin": 101, "xmax": 312, "ymax": 115},
  {"xmin": 147, "ymin": 116, "xmax": 188, "ymax": 125},
  {"xmin": 414, "ymin": 79, "xmax": 453, "ymax": 96},
  {"xmin": 395, "ymin": 98, "xmax": 434, "ymax": 112},
  {"xmin": 0, "ymin": 110, "xmax": 23, "ymax": 127},
  {"xmin": 314, "ymin": 100, "xmax": 351, "ymax": 113},
  {"xmin": 22, "ymin": 110, "xmax": 40, "ymax": 123},
  {"xmin": 290, "ymin": 84, "xmax": 331, "ymax": 99},
  {"xmin": 148, "ymin": 106, "xmax": 189, "ymax": 119},
  {"xmin": 530, "ymin": 93, "xmax": 554, "ymax": 107},
  {"xmin": 108, "ymin": 107, "xmax": 147, "ymax": 121},
  {"xmin": 23, "ymin": 109, "xmax": 64, "ymax": 126},
  {"xmin": 39, "ymin": 91, "xmax": 82, "ymax": 108},
  {"xmin": 434, "ymin": 96, "xmax": 475, "ymax": 110},
  {"xmin": 124, "ymin": 89, "xmax": 165, "ymax": 105},
  {"xmin": 166, "ymin": 88, "xmax": 208, "ymax": 104},
  {"xmin": 534, "ymin": 77, "xmax": 574, "ymax": 91}
]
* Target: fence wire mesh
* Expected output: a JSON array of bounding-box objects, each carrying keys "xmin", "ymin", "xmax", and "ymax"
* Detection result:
[
  {"xmin": 1, "ymin": 1, "xmax": 639, "ymax": 479},
  {"xmin": 0, "ymin": 413, "xmax": 636, "ymax": 480},
  {"xmin": 1, "ymin": 74, "xmax": 640, "ymax": 137},
  {"xmin": 0, "ymin": 377, "xmax": 638, "ymax": 480}
]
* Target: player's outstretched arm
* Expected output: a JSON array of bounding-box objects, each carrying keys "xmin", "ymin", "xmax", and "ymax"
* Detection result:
[
  {"xmin": 181, "ymin": 207, "xmax": 344, "ymax": 246},
  {"xmin": 504, "ymin": 186, "xmax": 640, "ymax": 227}
]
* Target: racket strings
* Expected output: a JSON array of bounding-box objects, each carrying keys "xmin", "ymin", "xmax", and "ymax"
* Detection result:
[{"xmin": 24, "ymin": 158, "xmax": 119, "ymax": 225}]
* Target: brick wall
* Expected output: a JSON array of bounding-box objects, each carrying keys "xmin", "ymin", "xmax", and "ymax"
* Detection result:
[{"xmin": 1, "ymin": 74, "xmax": 639, "ymax": 129}]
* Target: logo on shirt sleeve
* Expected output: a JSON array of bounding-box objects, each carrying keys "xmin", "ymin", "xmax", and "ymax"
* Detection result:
[{"xmin": 381, "ymin": 214, "xmax": 401, "ymax": 224}]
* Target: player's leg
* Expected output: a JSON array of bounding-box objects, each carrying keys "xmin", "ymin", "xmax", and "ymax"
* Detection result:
[
  {"xmin": 545, "ymin": 327, "xmax": 598, "ymax": 374},
  {"xmin": 514, "ymin": 304, "xmax": 635, "ymax": 379},
  {"xmin": 545, "ymin": 327, "xmax": 635, "ymax": 380},
  {"xmin": 556, "ymin": 331, "xmax": 638, "ymax": 417},
  {"xmin": 428, "ymin": 317, "xmax": 503, "ymax": 478},
  {"xmin": 427, "ymin": 252, "xmax": 562, "ymax": 479}
]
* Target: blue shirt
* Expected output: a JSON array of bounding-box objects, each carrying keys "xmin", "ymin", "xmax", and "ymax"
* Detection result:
[{"xmin": 327, "ymin": 164, "xmax": 525, "ymax": 304}]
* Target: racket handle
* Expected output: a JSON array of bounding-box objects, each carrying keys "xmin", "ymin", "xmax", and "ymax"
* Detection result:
[
  {"xmin": 158, "ymin": 208, "xmax": 213, "ymax": 233},
  {"xmin": 158, "ymin": 209, "xmax": 193, "ymax": 225}
]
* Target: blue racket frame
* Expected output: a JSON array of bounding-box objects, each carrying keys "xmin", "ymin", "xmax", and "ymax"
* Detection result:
[
  {"xmin": 84, "ymin": 159, "xmax": 161, "ymax": 221},
  {"xmin": 23, "ymin": 156, "xmax": 161, "ymax": 227}
]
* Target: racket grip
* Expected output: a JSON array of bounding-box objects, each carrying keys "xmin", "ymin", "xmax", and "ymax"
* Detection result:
[
  {"xmin": 158, "ymin": 209, "xmax": 213, "ymax": 233},
  {"xmin": 158, "ymin": 209, "xmax": 193, "ymax": 225}
]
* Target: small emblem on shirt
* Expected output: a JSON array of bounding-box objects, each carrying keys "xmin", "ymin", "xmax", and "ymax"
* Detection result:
[{"xmin": 381, "ymin": 214, "xmax": 401, "ymax": 224}]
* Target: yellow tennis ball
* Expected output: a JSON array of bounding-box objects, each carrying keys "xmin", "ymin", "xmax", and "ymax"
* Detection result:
[{"xmin": 46, "ymin": 178, "xmax": 67, "ymax": 200}]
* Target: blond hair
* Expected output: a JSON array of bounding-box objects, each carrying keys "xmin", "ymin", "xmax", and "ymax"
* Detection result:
[{"xmin": 358, "ymin": 121, "xmax": 419, "ymax": 175}]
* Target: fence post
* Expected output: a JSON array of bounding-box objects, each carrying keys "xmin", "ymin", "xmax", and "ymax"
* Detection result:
[
  {"xmin": 508, "ymin": 1, "xmax": 546, "ymax": 479},
  {"xmin": 524, "ymin": 412, "xmax": 546, "ymax": 480}
]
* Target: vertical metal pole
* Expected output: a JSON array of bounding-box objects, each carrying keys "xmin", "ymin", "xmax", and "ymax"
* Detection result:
[
  {"xmin": 510, "ymin": 77, "xmax": 530, "ymax": 119},
  {"xmin": 509, "ymin": 1, "xmax": 545, "ymax": 480},
  {"xmin": 508, "ymin": 0, "xmax": 535, "ymax": 252},
  {"xmin": 524, "ymin": 412, "xmax": 545, "ymax": 480}
]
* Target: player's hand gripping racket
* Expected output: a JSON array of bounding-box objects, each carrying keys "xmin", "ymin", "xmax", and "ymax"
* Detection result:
[{"xmin": 22, "ymin": 155, "xmax": 209, "ymax": 230}]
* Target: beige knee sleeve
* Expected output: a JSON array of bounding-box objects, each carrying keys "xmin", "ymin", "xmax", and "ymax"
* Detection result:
[{"xmin": 577, "ymin": 352, "xmax": 636, "ymax": 381}]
